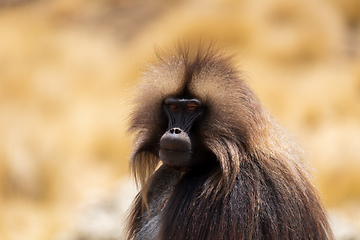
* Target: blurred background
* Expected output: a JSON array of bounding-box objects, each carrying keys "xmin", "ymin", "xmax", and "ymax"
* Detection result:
[{"xmin": 0, "ymin": 0, "xmax": 359, "ymax": 239}]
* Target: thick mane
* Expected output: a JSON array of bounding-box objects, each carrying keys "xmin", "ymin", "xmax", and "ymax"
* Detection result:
[
  {"xmin": 127, "ymin": 44, "xmax": 333, "ymax": 240},
  {"xmin": 130, "ymin": 44, "xmax": 267, "ymax": 194}
]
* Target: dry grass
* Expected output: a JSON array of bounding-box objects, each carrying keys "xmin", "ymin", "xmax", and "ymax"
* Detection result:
[{"xmin": 0, "ymin": 0, "xmax": 359, "ymax": 239}]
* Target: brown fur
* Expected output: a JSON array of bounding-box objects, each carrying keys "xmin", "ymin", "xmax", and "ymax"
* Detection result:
[{"xmin": 126, "ymin": 43, "xmax": 333, "ymax": 240}]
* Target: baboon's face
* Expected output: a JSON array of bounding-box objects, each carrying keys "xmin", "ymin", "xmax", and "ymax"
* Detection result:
[{"xmin": 159, "ymin": 95, "xmax": 212, "ymax": 171}]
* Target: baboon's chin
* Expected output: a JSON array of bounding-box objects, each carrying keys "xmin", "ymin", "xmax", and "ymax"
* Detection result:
[{"xmin": 159, "ymin": 149, "xmax": 193, "ymax": 171}]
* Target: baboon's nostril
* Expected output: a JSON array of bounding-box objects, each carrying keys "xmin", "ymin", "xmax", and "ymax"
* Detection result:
[{"xmin": 169, "ymin": 128, "xmax": 182, "ymax": 134}]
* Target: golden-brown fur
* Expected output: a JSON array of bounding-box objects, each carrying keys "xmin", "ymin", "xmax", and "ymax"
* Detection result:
[{"xmin": 126, "ymin": 43, "xmax": 333, "ymax": 240}]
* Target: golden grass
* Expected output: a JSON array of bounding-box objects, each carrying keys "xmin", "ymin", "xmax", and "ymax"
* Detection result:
[{"xmin": 0, "ymin": 0, "xmax": 359, "ymax": 238}]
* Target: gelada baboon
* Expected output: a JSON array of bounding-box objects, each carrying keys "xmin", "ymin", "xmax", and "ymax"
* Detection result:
[{"xmin": 126, "ymin": 43, "xmax": 333, "ymax": 240}]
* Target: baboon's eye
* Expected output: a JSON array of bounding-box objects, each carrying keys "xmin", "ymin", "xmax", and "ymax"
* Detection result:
[
  {"xmin": 169, "ymin": 104, "xmax": 178, "ymax": 110},
  {"xmin": 187, "ymin": 104, "xmax": 198, "ymax": 113}
]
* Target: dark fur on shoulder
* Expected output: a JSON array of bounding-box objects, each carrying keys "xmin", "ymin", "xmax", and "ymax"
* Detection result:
[{"xmin": 126, "ymin": 43, "xmax": 333, "ymax": 240}]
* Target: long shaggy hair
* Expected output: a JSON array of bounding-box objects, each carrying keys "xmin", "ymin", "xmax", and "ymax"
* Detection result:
[{"xmin": 127, "ymin": 43, "xmax": 333, "ymax": 240}]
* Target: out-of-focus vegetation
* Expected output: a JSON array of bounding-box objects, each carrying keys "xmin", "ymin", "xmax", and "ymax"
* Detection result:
[{"xmin": 0, "ymin": 0, "xmax": 359, "ymax": 239}]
